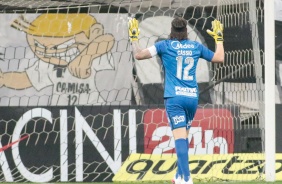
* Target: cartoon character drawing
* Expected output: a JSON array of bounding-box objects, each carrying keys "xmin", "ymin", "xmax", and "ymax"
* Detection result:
[{"xmin": 0, "ymin": 14, "xmax": 124, "ymax": 106}]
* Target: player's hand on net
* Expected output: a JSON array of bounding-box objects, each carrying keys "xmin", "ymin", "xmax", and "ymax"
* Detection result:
[
  {"xmin": 207, "ymin": 19, "xmax": 224, "ymax": 44},
  {"xmin": 128, "ymin": 18, "xmax": 140, "ymax": 42}
]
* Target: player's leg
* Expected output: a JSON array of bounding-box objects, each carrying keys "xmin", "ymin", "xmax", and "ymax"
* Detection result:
[
  {"xmin": 166, "ymin": 97, "xmax": 197, "ymax": 184},
  {"xmin": 165, "ymin": 99, "xmax": 183, "ymax": 184},
  {"xmin": 173, "ymin": 128, "xmax": 189, "ymax": 183},
  {"xmin": 172, "ymin": 167, "xmax": 182, "ymax": 184},
  {"xmin": 175, "ymin": 129, "xmax": 191, "ymax": 184},
  {"xmin": 182, "ymin": 98, "xmax": 198, "ymax": 184},
  {"xmin": 171, "ymin": 127, "xmax": 186, "ymax": 184}
]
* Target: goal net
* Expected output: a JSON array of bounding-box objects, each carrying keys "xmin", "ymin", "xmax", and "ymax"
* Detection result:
[{"xmin": 0, "ymin": 0, "xmax": 279, "ymax": 183}]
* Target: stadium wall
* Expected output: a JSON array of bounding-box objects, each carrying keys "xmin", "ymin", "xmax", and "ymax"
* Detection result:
[
  {"xmin": 0, "ymin": 105, "xmax": 241, "ymax": 182},
  {"xmin": 0, "ymin": 105, "xmax": 281, "ymax": 182}
]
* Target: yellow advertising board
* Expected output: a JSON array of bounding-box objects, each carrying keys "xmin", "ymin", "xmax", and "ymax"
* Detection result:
[{"xmin": 113, "ymin": 153, "xmax": 282, "ymax": 182}]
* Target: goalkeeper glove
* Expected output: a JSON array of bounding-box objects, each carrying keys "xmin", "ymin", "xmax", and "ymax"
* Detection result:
[
  {"xmin": 128, "ymin": 18, "xmax": 140, "ymax": 42},
  {"xmin": 207, "ymin": 19, "xmax": 224, "ymax": 44}
]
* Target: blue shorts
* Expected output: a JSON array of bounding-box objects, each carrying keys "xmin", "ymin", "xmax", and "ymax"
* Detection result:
[{"xmin": 165, "ymin": 96, "xmax": 198, "ymax": 130}]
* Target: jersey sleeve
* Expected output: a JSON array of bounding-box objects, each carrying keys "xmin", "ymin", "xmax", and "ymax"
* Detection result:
[
  {"xmin": 148, "ymin": 41, "xmax": 164, "ymax": 57},
  {"xmin": 148, "ymin": 45, "xmax": 157, "ymax": 57},
  {"xmin": 154, "ymin": 40, "xmax": 165, "ymax": 56},
  {"xmin": 200, "ymin": 44, "xmax": 214, "ymax": 62}
]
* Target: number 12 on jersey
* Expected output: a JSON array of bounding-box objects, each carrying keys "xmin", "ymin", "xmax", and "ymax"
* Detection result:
[{"xmin": 176, "ymin": 56, "xmax": 194, "ymax": 81}]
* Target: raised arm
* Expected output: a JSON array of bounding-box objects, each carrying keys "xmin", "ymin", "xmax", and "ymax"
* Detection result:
[
  {"xmin": 128, "ymin": 18, "xmax": 152, "ymax": 60},
  {"xmin": 206, "ymin": 19, "xmax": 225, "ymax": 63}
]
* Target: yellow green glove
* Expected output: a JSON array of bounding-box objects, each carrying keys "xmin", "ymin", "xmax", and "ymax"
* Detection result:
[
  {"xmin": 128, "ymin": 18, "xmax": 140, "ymax": 42},
  {"xmin": 207, "ymin": 19, "xmax": 224, "ymax": 44}
]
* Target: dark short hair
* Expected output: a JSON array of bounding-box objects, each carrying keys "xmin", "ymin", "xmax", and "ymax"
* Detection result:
[{"xmin": 169, "ymin": 17, "xmax": 188, "ymax": 40}]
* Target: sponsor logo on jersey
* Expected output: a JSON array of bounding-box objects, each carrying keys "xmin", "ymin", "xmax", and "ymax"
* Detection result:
[
  {"xmin": 175, "ymin": 86, "xmax": 197, "ymax": 97},
  {"xmin": 171, "ymin": 41, "xmax": 194, "ymax": 49},
  {"xmin": 172, "ymin": 115, "xmax": 185, "ymax": 125},
  {"xmin": 187, "ymin": 120, "xmax": 192, "ymax": 128}
]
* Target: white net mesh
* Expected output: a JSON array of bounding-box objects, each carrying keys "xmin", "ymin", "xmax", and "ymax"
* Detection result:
[{"xmin": 0, "ymin": 0, "xmax": 274, "ymax": 183}]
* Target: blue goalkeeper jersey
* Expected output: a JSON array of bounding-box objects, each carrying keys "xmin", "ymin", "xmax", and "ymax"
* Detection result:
[{"xmin": 154, "ymin": 39, "xmax": 214, "ymax": 99}]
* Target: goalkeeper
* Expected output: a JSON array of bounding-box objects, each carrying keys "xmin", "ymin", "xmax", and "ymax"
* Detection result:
[{"xmin": 128, "ymin": 17, "xmax": 224, "ymax": 184}]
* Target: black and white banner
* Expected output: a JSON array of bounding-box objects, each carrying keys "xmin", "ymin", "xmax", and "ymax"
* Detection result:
[{"xmin": 0, "ymin": 105, "xmax": 241, "ymax": 182}]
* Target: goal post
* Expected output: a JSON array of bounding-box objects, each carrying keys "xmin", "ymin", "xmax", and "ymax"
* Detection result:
[{"xmin": 264, "ymin": 0, "xmax": 276, "ymax": 181}]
